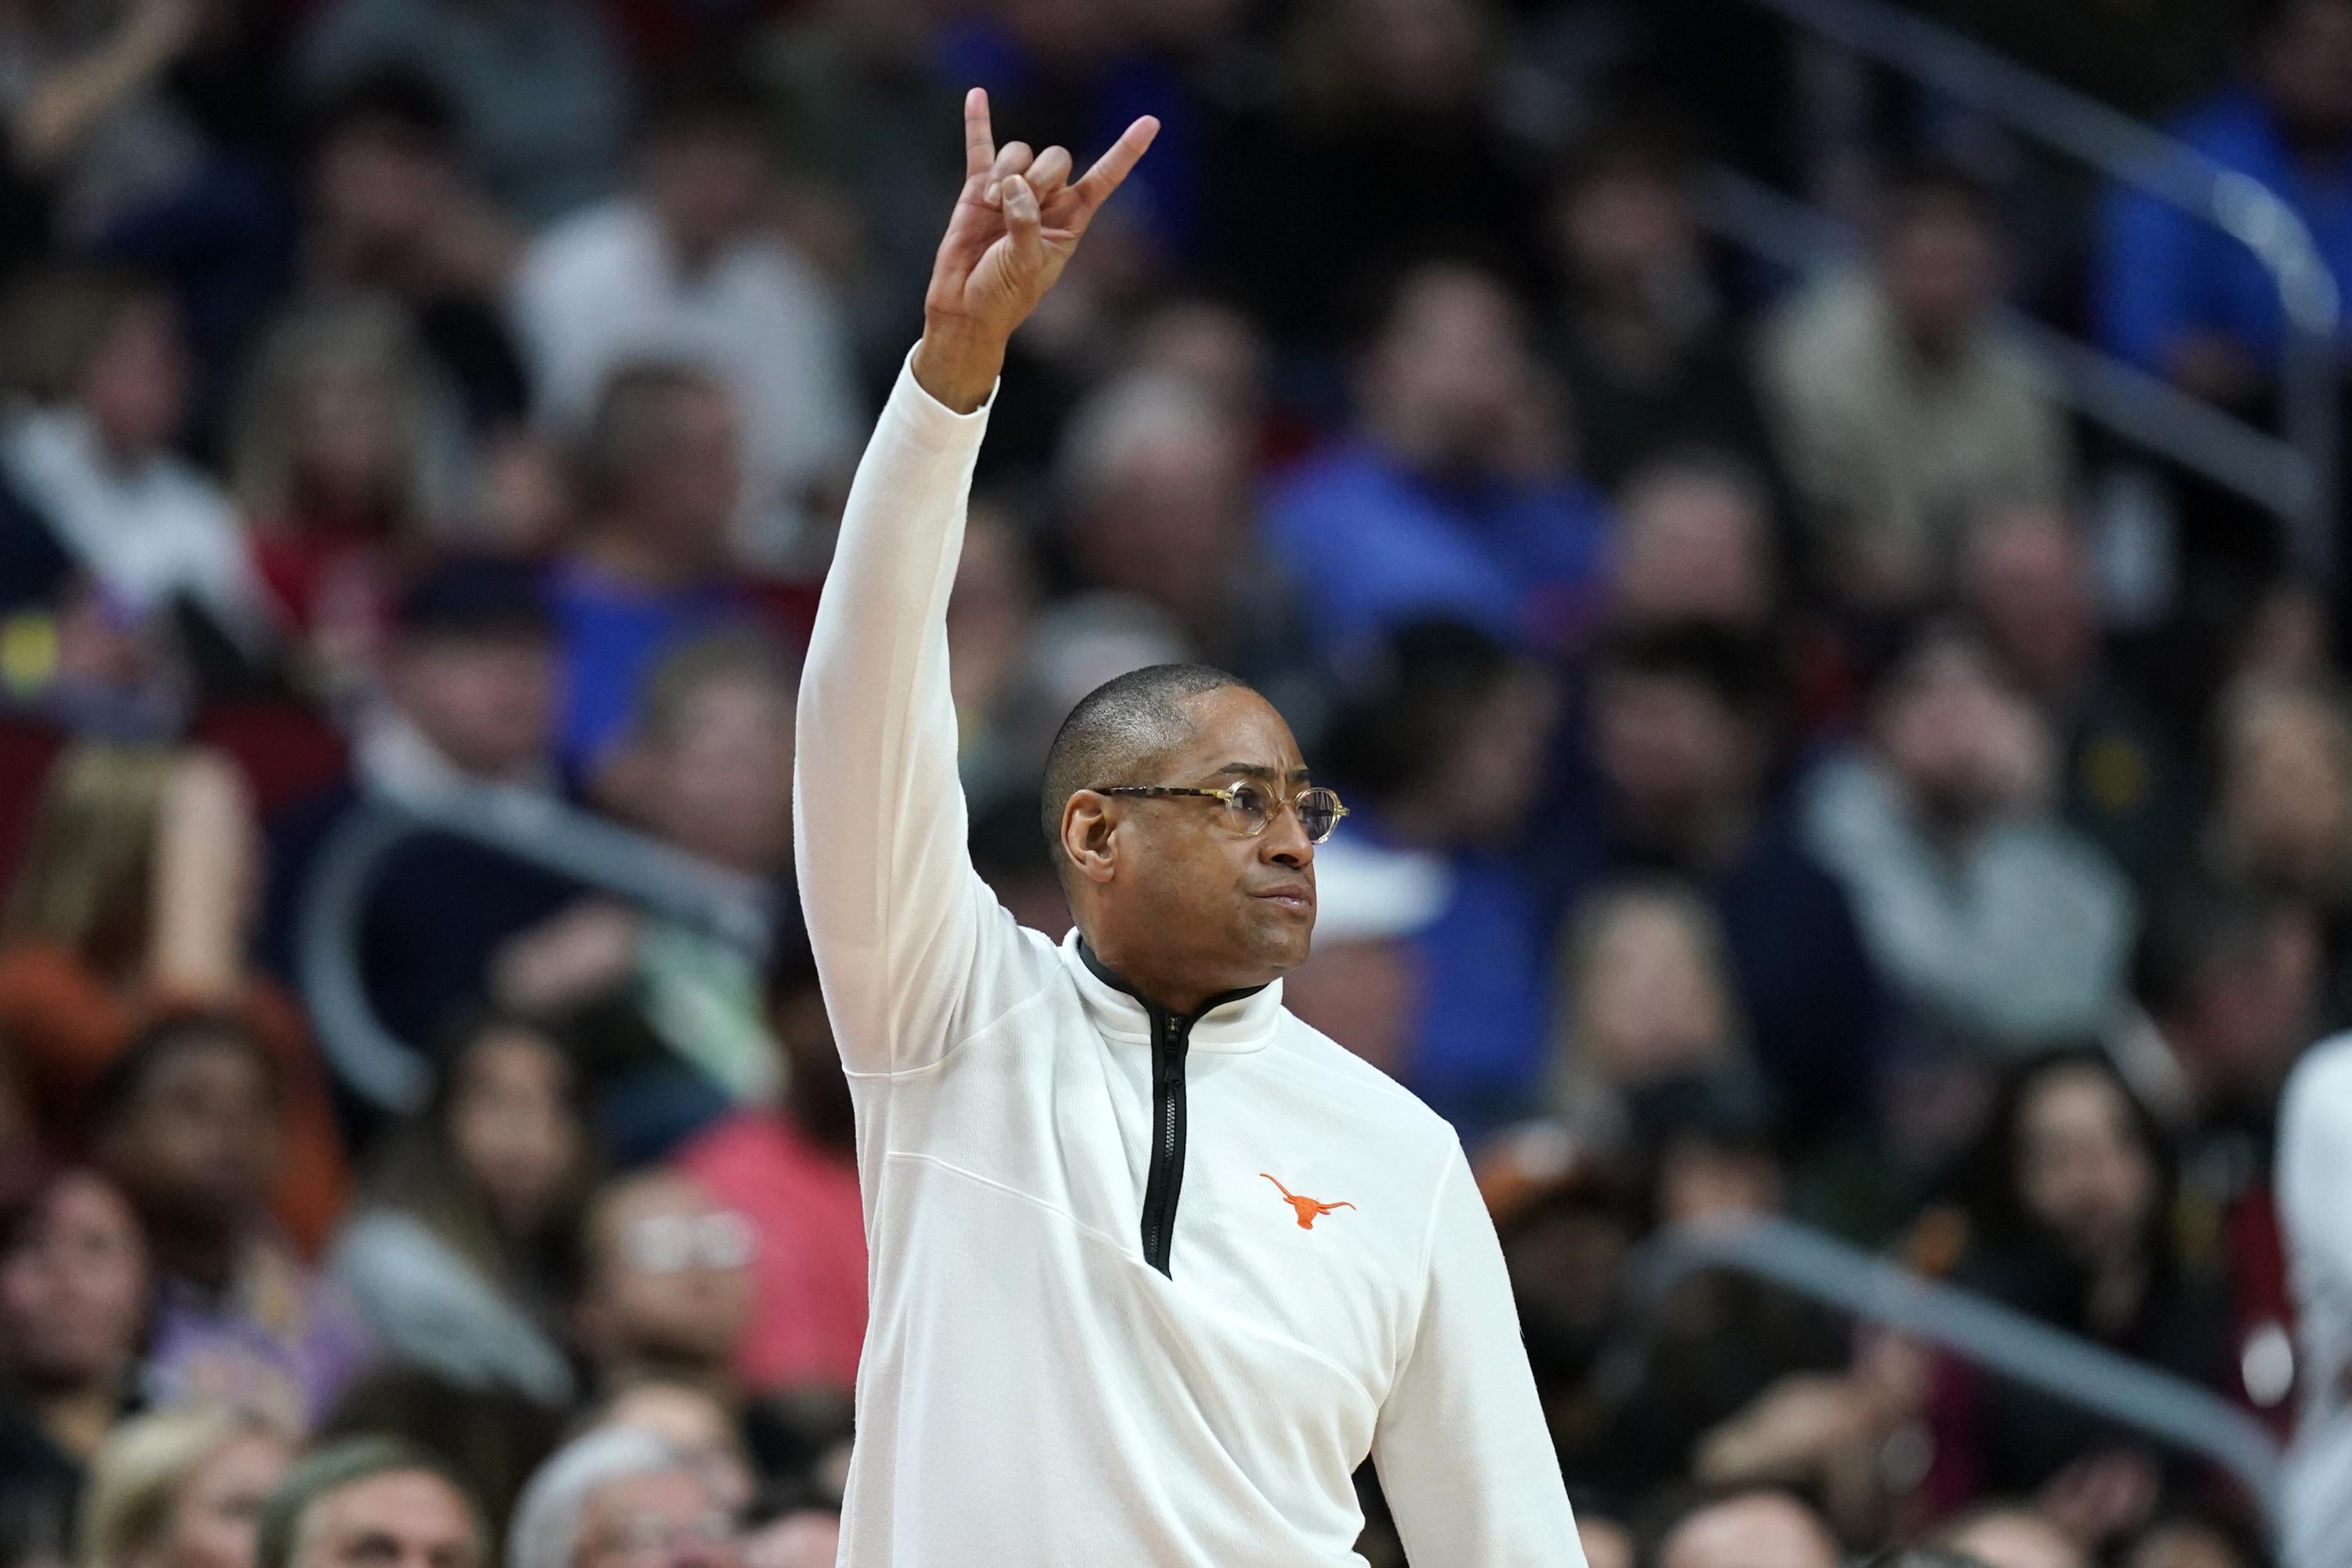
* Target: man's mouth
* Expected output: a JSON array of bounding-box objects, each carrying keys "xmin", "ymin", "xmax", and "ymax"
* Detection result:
[{"xmin": 1252, "ymin": 884, "xmax": 1314, "ymax": 914}]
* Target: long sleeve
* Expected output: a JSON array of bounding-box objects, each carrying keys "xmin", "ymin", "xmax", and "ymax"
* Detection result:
[
  {"xmin": 2281, "ymin": 1038, "xmax": 2352, "ymax": 1383},
  {"xmin": 795, "ymin": 351, "xmax": 1036, "ymax": 1075},
  {"xmin": 1372, "ymin": 1152, "xmax": 1584, "ymax": 1566}
]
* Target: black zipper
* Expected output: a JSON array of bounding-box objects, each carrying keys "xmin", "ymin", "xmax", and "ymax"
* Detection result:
[
  {"xmin": 1139, "ymin": 1007, "xmax": 1188, "ymax": 1276},
  {"xmin": 1080, "ymin": 942, "xmax": 1264, "ymax": 1279}
]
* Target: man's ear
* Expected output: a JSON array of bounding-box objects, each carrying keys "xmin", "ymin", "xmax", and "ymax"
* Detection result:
[{"xmin": 1061, "ymin": 791, "xmax": 1118, "ymax": 885}]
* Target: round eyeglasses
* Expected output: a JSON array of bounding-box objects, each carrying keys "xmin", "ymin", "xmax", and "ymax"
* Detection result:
[{"xmin": 1093, "ymin": 782, "xmax": 1349, "ymax": 844}]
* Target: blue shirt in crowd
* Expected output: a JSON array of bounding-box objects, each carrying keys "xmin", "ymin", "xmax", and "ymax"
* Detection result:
[
  {"xmin": 2098, "ymin": 85, "xmax": 2352, "ymax": 375},
  {"xmin": 1399, "ymin": 843, "xmax": 1559, "ymax": 1145},
  {"xmin": 1264, "ymin": 442, "xmax": 1613, "ymax": 663},
  {"xmin": 546, "ymin": 561, "xmax": 747, "ymax": 776}
]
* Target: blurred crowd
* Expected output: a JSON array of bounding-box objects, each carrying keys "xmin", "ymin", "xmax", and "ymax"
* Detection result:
[{"xmin": 3, "ymin": 0, "xmax": 2352, "ymax": 1566}]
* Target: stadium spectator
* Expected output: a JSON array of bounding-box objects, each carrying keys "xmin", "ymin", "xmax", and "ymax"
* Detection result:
[
  {"xmin": 1650, "ymin": 1488, "xmax": 1842, "ymax": 1568},
  {"xmin": 505, "ymin": 1428, "xmax": 734, "ymax": 1568},
  {"xmin": 227, "ymin": 296, "xmax": 459, "ymax": 701},
  {"xmin": 543, "ymin": 365, "xmax": 759, "ymax": 780},
  {"xmin": 0, "ymin": 1170, "xmax": 149, "ymax": 1537},
  {"xmin": 1542, "ymin": 112, "xmax": 1783, "ymax": 493},
  {"xmin": 0, "ymin": 744, "xmax": 350, "ymax": 1251},
  {"xmin": 1548, "ymin": 880, "xmax": 1750, "ymax": 1112},
  {"xmin": 1051, "ymin": 372, "xmax": 1312, "ymax": 703},
  {"xmin": 673, "ymin": 938, "xmax": 865, "ymax": 1397},
  {"xmin": 75, "ymin": 1407, "xmax": 293, "ymax": 1568},
  {"xmin": 2114, "ymin": 1513, "xmax": 2264, "ymax": 1568},
  {"xmin": 511, "ymin": 73, "xmax": 859, "ymax": 570},
  {"xmin": 329, "ymin": 1014, "xmax": 593, "ymax": 1407},
  {"xmin": 0, "ymin": 0, "xmax": 293, "ymax": 389},
  {"xmin": 2097, "ymin": 0, "xmax": 2352, "ymax": 401},
  {"xmin": 1959, "ymin": 504, "xmax": 2193, "ymax": 891},
  {"xmin": 1933, "ymin": 1051, "xmax": 2232, "ymax": 1538},
  {"xmin": 1607, "ymin": 454, "xmax": 1782, "ymax": 637},
  {"xmin": 252, "ymin": 1438, "xmax": 482, "ymax": 1568},
  {"xmin": 499, "ymin": 631, "xmax": 796, "ymax": 1155},
  {"xmin": 2125, "ymin": 878, "xmax": 2321, "ymax": 1144},
  {"xmin": 1321, "ymin": 619, "xmax": 1561, "ymax": 1136},
  {"xmin": 296, "ymin": 0, "xmax": 626, "ymax": 229},
  {"xmin": 1935, "ymin": 1502, "xmax": 2089, "ymax": 1568},
  {"xmin": 1554, "ymin": 623, "xmax": 1885, "ymax": 1134},
  {"xmin": 292, "ymin": 72, "xmax": 532, "ymax": 445},
  {"xmin": 2202, "ymin": 678, "xmax": 2352, "ymax": 1022},
  {"xmin": 569, "ymin": 1173, "xmax": 752, "ymax": 1408},
  {"xmin": 260, "ymin": 559, "xmax": 583, "ymax": 1069},
  {"xmin": 1802, "ymin": 622, "xmax": 2136, "ymax": 1052},
  {"xmin": 0, "ymin": 270, "xmax": 271, "ymax": 664},
  {"xmin": 1264, "ymin": 261, "xmax": 1611, "ymax": 662},
  {"xmin": 1759, "ymin": 162, "xmax": 2071, "ymax": 610},
  {"xmin": 576, "ymin": 1382, "xmax": 752, "ymax": 1517},
  {"xmin": 89, "ymin": 1014, "xmax": 373, "ymax": 1431}
]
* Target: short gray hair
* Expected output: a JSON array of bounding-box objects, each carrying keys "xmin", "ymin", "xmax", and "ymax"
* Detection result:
[{"xmin": 507, "ymin": 1428, "xmax": 688, "ymax": 1568}]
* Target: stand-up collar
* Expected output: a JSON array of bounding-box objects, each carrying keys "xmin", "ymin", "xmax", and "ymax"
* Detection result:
[{"xmin": 1060, "ymin": 930, "xmax": 1282, "ymax": 1054}]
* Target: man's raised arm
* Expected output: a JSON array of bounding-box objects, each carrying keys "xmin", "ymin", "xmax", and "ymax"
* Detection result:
[{"xmin": 793, "ymin": 92, "xmax": 1156, "ymax": 1074}]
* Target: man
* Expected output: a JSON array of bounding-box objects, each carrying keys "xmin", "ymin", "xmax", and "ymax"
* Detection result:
[
  {"xmin": 797, "ymin": 89, "xmax": 1577, "ymax": 1563},
  {"xmin": 1650, "ymin": 1490, "xmax": 1840, "ymax": 1568},
  {"xmin": 1959, "ymin": 503, "xmax": 2191, "ymax": 891},
  {"xmin": 1052, "ymin": 370, "xmax": 1312, "ymax": 704},
  {"xmin": 513, "ymin": 72, "xmax": 862, "ymax": 567},
  {"xmin": 1800, "ymin": 620, "xmax": 2136, "ymax": 1051},
  {"xmin": 544, "ymin": 364, "xmax": 759, "ymax": 779},
  {"xmin": 261, "ymin": 557, "xmax": 583, "ymax": 1062},
  {"xmin": 1759, "ymin": 161, "xmax": 2070, "ymax": 608},
  {"xmin": 2099, "ymin": 0, "xmax": 2352, "ymax": 401},
  {"xmin": 572, "ymin": 1171, "xmax": 754, "ymax": 1404},
  {"xmin": 1552, "ymin": 622, "xmax": 1883, "ymax": 1136},
  {"xmin": 497, "ymin": 629, "xmax": 800, "ymax": 1151},
  {"xmin": 92, "ymin": 1013, "xmax": 373, "ymax": 1428},
  {"xmin": 1265, "ymin": 259, "xmax": 1612, "ymax": 663},
  {"xmin": 508, "ymin": 1428, "xmax": 737, "ymax": 1568},
  {"xmin": 256, "ymin": 1436, "xmax": 484, "ymax": 1568},
  {"xmin": 1319, "ymin": 618, "xmax": 1563, "ymax": 1138}
]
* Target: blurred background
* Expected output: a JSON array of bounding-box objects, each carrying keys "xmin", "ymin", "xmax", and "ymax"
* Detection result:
[{"xmin": 3, "ymin": 0, "xmax": 2352, "ymax": 1566}]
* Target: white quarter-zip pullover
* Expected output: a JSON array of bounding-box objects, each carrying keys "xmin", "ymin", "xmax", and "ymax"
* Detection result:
[
  {"xmin": 795, "ymin": 356, "xmax": 1581, "ymax": 1566},
  {"xmin": 2279, "ymin": 1032, "xmax": 2352, "ymax": 1568}
]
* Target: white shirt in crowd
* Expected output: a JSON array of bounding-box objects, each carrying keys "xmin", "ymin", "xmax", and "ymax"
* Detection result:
[
  {"xmin": 795, "ymin": 354, "xmax": 1582, "ymax": 1566},
  {"xmin": 510, "ymin": 197, "xmax": 862, "ymax": 568},
  {"xmin": 2278, "ymin": 1032, "xmax": 2352, "ymax": 1568},
  {"xmin": 4, "ymin": 405, "xmax": 271, "ymax": 652}
]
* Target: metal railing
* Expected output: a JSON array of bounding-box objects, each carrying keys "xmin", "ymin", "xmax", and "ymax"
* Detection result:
[
  {"xmin": 1602, "ymin": 1215, "xmax": 2286, "ymax": 1537},
  {"xmin": 1707, "ymin": 168, "xmax": 2312, "ymax": 524},
  {"xmin": 293, "ymin": 782, "xmax": 775, "ymax": 1112},
  {"xmin": 1730, "ymin": 0, "xmax": 2341, "ymax": 577}
]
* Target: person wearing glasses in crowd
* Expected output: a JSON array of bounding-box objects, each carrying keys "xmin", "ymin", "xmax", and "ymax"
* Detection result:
[
  {"xmin": 570, "ymin": 1172, "xmax": 754, "ymax": 1410},
  {"xmin": 793, "ymin": 89, "xmax": 1577, "ymax": 1566}
]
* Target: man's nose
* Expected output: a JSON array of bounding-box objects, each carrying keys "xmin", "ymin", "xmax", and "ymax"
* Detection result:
[{"xmin": 1261, "ymin": 808, "xmax": 1314, "ymax": 866}]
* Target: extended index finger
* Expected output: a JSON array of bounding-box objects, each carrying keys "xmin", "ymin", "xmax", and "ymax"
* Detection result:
[
  {"xmin": 963, "ymin": 87, "xmax": 995, "ymax": 180},
  {"xmin": 1069, "ymin": 114, "xmax": 1160, "ymax": 216}
]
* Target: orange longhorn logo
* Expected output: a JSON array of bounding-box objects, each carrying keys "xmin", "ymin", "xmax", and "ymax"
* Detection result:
[{"xmin": 1261, "ymin": 1172, "xmax": 1355, "ymax": 1230}]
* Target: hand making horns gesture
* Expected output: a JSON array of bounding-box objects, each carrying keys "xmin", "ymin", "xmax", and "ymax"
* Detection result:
[{"xmin": 911, "ymin": 88, "xmax": 1159, "ymax": 413}]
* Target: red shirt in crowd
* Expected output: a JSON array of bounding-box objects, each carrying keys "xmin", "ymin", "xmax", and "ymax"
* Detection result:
[{"xmin": 675, "ymin": 1109, "xmax": 866, "ymax": 1394}]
